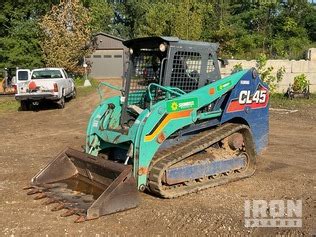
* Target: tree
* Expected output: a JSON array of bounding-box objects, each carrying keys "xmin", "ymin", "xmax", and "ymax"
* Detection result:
[
  {"xmin": 0, "ymin": 20, "xmax": 43, "ymax": 69},
  {"xmin": 139, "ymin": 2, "xmax": 174, "ymax": 37},
  {"xmin": 132, "ymin": 0, "xmax": 211, "ymax": 40},
  {"xmin": 205, "ymin": 1, "xmax": 314, "ymax": 59},
  {"xmin": 172, "ymin": 0, "xmax": 205, "ymax": 40},
  {"xmin": 304, "ymin": 8, "xmax": 316, "ymax": 42},
  {"xmin": 122, "ymin": 0, "xmax": 151, "ymax": 38},
  {"xmin": 0, "ymin": 0, "xmax": 58, "ymax": 69},
  {"xmin": 40, "ymin": 0, "xmax": 92, "ymax": 74},
  {"xmin": 82, "ymin": 0, "xmax": 114, "ymax": 33}
]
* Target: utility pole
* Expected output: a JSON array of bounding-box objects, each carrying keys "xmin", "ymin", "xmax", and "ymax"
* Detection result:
[{"xmin": 83, "ymin": 57, "xmax": 91, "ymax": 87}]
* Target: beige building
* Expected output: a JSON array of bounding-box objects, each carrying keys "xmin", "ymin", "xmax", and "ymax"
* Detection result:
[{"xmin": 220, "ymin": 48, "xmax": 316, "ymax": 93}]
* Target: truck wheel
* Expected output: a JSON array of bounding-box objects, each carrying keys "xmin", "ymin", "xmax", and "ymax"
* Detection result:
[
  {"xmin": 20, "ymin": 101, "xmax": 29, "ymax": 111},
  {"xmin": 57, "ymin": 96, "xmax": 65, "ymax": 109},
  {"xmin": 72, "ymin": 88, "xmax": 77, "ymax": 99}
]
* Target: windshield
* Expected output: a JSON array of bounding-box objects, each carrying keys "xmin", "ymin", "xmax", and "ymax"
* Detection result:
[
  {"xmin": 132, "ymin": 51, "xmax": 162, "ymax": 82},
  {"xmin": 31, "ymin": 70, "xmax": 62, "ymax": 79},
  {"xmin": 127, "ymin": 49, "xmax": 165, "ymax": 107}
]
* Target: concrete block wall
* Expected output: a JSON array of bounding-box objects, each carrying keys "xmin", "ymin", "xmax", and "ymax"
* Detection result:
[{"xmin": 220, "ymin": 48, "xmax": 316, "ymax": 93}]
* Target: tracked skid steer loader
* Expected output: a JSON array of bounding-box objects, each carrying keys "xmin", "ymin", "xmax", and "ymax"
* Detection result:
[{"xmin": 25, "ymin": 37, "xmax": 269, "ymax": 222}]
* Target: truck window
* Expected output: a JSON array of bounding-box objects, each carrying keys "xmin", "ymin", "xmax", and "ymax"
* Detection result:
[
  {"xmin": 32, "ymin": 70, "xmax": 63, "ymax": 79},
  {"xmin": 18, "ymin": 71, "xmax": 29, "ymax": 80},
  {"xmin": 62, "ymin": 69, "xmax": 68, "ymax": 78}
]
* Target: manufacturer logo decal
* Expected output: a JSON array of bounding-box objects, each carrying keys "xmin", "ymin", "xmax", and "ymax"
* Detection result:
[
  {"xmin": 240, "ymin": 80, "xmax": 250, "ymax": 85},
  {"xmin": 167, "ymin": 98, "xmax": 198, "ymax": 113}
]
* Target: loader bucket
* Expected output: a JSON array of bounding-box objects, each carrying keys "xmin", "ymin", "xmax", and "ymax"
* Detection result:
[{"xmin": 25, "ymin": 148, "xmax": 139, "ymax": 222}]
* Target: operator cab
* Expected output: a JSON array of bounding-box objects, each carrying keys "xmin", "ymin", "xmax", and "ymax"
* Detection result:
[{"xmin": 121, "ymin": 37, "xmax": 221, "ymax": 126}]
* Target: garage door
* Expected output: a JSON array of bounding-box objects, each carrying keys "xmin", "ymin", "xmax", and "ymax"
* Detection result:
[{"xmin": 88, "ymin": 49, "xmax": 124, "ymax": 78}]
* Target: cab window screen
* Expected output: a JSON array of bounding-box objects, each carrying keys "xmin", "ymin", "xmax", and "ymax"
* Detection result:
[
  {"xmin": 170, "ymin": 51, "xmax": 201, "ymax": 92},
  {"xmin": 206, "ymin": 54, "xmax": 215, "ymax": 73}
]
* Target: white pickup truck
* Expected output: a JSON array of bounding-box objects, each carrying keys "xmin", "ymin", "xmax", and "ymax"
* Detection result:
[{"xmin": 15, "ymin": 68, "xmax": 76, "ymax": 110}]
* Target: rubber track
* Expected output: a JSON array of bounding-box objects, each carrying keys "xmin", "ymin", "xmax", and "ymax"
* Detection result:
[{"xmin": 148, "ymin": 123, "xmax": 256, "ymax": 198}]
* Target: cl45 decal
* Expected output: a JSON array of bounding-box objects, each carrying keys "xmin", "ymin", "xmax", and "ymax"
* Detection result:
[
  {"xmin": 227, "ymin": 85, "xmax": 269, "ymax": 113},
  {"xmin": 239, "ymin": 90, "xmax": 267, "ymax": 104}
]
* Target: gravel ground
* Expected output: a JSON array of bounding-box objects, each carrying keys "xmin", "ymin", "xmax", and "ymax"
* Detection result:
[{"xmin": 0, "ymin": 82, "xmax": 315, "ymax": 236}]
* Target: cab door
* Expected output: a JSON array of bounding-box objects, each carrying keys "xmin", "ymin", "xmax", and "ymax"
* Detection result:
[{"xmin": 62, "ymin": 69, "xmax": 72, "ymax": 95}]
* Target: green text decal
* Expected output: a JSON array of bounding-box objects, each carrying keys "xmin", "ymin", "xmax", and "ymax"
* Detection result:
[
  {"xmin": 167, "ymin": 98, "xmax": 198, "ymax": 112},
  {"xmin": 217, "ymin": 81, "xmax": 232, "ymax": 91}
]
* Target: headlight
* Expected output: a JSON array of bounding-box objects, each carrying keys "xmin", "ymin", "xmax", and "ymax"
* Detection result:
[
  {"xmin": 159, "ymin": 43, "xmax": 167, "ymax": 52},
  {"xmin": 129, "ymin": 48, "xmax": 133, "ymax": 55}
]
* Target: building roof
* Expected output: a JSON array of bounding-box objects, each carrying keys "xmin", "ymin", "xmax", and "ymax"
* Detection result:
[
  {"xmin": 94, "ymin": 32, "xmax": 126, "ymax": 42},
  {"xmin": 123, "ymin": 36, "xmax": 219, "ymax": 51}
]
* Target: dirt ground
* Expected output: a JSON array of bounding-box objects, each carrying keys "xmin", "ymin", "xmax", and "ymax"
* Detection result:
[{"xmin": 0, "ymin": 82, "xmax": 315, "ymax": 236}]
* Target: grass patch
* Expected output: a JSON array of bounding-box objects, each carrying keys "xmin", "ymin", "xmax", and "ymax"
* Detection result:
[
  {"xmin": 75, "ymin": 77, "xmax": 99, "ymax": 98},
  {"xmin": 77, "ymin": 86, "xmax": 98, "ymax": 97},
  {"xmin": 270, "ymin": 93, "xmax": 316, "ymax": 109},
  {"xmin": 0, "ymin": 98, "xmax": 19, "ymax": 112},
  {"xmin": 0, "ymin": 78, "xmax": 99, "ymax": 113},
  {"xmin": 74, "ymin": 76, "xmax": 98, "ymax": 87}
]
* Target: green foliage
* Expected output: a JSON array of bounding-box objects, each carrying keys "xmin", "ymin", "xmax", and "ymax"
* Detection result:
[
  {"xmin": 139, "ymin": 2, "xmax": 175, "ymax": 36},
  {"xmin": 114, "ymin": 1, "xmax": 315, "ymax": 60},
  {"xmin": 202, "ymin": 1, "xmax": 313, "ymax": 59},
  {"xmin": 0, "ymin": 0, "xmax": 58, "ymax": 69},
  {"xmin": 231, "ymin": 63, "xmax": 243, "ymax": 74},
  {"xmin": 74, "ymin": 76, "xmax": 85, "ymax": 87},
  {"xmin": 126, "ymin": 0, "xmax": 211, "ymax": 41},
  {"xmin": 0, "ymin": 0, "xmax": 316, "ymax": 70},
  {"xmin": 116, "ymin": 0, "xmax": 151, "ymax": 38},
  {"xmin": 276, "ymin": 67, "xmax": 286, "ymax": 83},
  {"xmin": 292, "ymin": 74, "xmax": 310, "ymax": 92},
  {"xmin": 256, "ymin": 53, "xmax": 285, "ymax": 93},
  {"xmin": 172, "ymin": 0, "xmax": 205, "ymax": 40},
  {"xmin": 305, "ymin": 10, "xmax": 316, "ymax": 41},
  {"xmin": 85, "ymin": 0, "xmax": 114, "ymax": 33}
]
